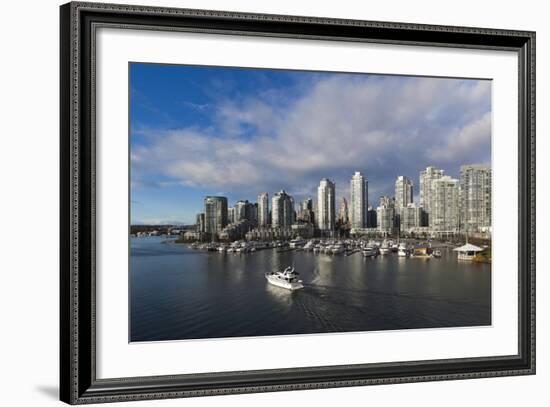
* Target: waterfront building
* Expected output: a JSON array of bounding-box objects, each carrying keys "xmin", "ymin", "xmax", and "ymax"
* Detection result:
[
  {"xmin": 182, "ymin": 230, "xmax": 208, "ymax": 242},
  {"xmin": 395, "ymin": 176, "xmax": 413, "ymax": 208},
  {"xmin": 258, "ymin": 192, "xmax": 269, "ymax": 227},
  {"xmin": 379, "ymin": 195, "xmax": 395, "ymax": 208},
  {"xmin": 234, "ymin": 201, "xmax": 245, "ymax": 222},
  {"xmin": 430, "ymin": 176, "xmax": 460, "ymax": 236},
  {"xmin": 234, "ymin": 200, "xmax": 248, "ymax": 222},
  {"xmin": 251, "ymin": 203, "xmax": 259, "ymax": 223},
  {"xmin": 419, "ymin": 209, "xmax": 429, "ymax": 227},
  {"xmin": 453, "ymin": 243, "xmax": 484, "ymax": 261},
  {"xmin": 271, "ymin": 190, "xmax": 294, "ymax": 228},
  {"xmin": 459, "ymin": 164, "xmax": 492, "ymax": 234},
  {"xmin": 350, "ymin": 227, "xmax": 383, "ymax": 238},
  {"xmin": 317, "ymin": 178, "xmax": 336, "ymax": 232},
  {"xmin": 245, "ymin": 226, "xmax": 293, "ymax": 241},
  {"xmin": 377, "ymin": 207, "xmax": 395, "ymax": 236},
  {"xmin": 337, "ymin": 197, "xmax": 350, "ymax": 226},
  {"xmin": 227, "ymin": 207, "xmax": 235, "ymax": 224},
  {"xmin": 419, "ymin": 166, "xmax": 445, "ymax": 222},
  {"xmin": 291, "ymin": 222, "xmax": 315, "ymax": 238},
  {"xmin": 204, "ymin": 196, "xmax": 228, "ymax": 237},
  {"xmin": 350, "ymin": 171, "xmax": 368, "ymax": 228},
  {"xmin": 300, "ymin": 197, "xmax": 313, "ymax": 212},
  {"xmin": 404, "ymin": 226, "xmax": 431, "ymax": 237},
  {"xmin": 399, "ymin": 203, "xmax": 422, "ymax": 233},
  {"xmin": 289, "ymin": 196, "xmax": 296, "ymax": 224},
  {"xmin": 196, "ymin": 212, "xmax": 205, "ymax": 233},
  {"xmin": 234, "ymin": 200, "xmax": 257, "ymax": 223},
  {"xmin": 218, "ymin": 219, "xmax": 252, "ymax": 241},
  {"xmin": 297, "ymin": 197, "xmax": 315, "ymax": 224},
  {"xmin": 366, "ymin": 205, "xmax": 377, "ymax": 228},
  {"xmin": 377, "ymin": 196, "xmax": 395, "ymax": 235}
]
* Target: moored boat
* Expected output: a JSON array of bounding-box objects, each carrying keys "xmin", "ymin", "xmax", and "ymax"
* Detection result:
[
  {"xmin": 289, "ymin": 236, "xmax": 307, "ymax": 248},
  {"xmin": 331, "ymin": 243, "xmax": 345, "ymax": 254},
  {"xmin": 362, "ymin": 247, "xmax": 377, "ymax": 258},
  {"xmin": 397, "ymin": 242, "xmax": 409, "ymax": 257},
  {"xmin": 411, "ymin": 246, "xmax": 432, "ymax": 258},
  {"xmin": 379, "ymin": 240, "xmax": 390, "ymax": 255},
  {"xmin": 303, "ymin": 240, "xmax": 315, "ymax": 251}
]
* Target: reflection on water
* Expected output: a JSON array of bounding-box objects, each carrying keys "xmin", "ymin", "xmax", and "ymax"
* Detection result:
[
  {"xmin": 130, "ymin": 237, "xmax": 491, "ymax": 342},
  {"xmin": 265, "ymin": 284, "xmax": 294, "ymax": 310}
]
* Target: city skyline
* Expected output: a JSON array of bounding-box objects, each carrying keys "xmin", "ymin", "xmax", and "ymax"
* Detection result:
[
  {"xmin": 186, "ymin": 162, "xmax": 490, "ymax": 244},
  {"xmin": 130, "ymin": 63, "xmax": 491, "ymax": 225}
]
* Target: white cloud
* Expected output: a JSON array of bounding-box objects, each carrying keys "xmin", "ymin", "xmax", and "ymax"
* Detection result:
[{"xmin": 131, "ymin": 74, "xmax": 491, "ymax": 204}]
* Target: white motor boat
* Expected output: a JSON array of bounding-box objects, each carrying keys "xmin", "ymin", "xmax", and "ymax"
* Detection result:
[
  {"xmin": 236, "ymin": 243, "xmax": 250, "ymax": 254},
  {"xmin": 303, "ymin": 240, "xmax": 314, "ymax": 251},
  {"xmin": 265, "ymin": 266, "xmax": 304, "ymax": 291},
  {"xmin": 379, "ymin": 240, "xmax": 390, "ymax": 255},
  {"xmin": 289, "ymin": 236, "xmax": 307, "ymax": 248},
  {"xmin": 398, "ymin": 243, "xmax": 409, "ymax": 257},
  {"xmin": 331, "ymin": 243, "xmax": 345, "ymax": 254},
  {"xmin": 362, "ymin": 247, "xmax": 377, "ymax": 258}
]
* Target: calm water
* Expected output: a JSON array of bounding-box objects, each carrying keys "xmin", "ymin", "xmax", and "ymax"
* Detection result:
[{"xmin": 130, "ymin": 237, "xmax": 491, "ymax": 342}]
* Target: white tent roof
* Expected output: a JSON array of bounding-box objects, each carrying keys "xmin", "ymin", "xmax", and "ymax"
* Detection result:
[{"xmin": 453, "ymin": 243, "xmax": 483, "ymax": 252}]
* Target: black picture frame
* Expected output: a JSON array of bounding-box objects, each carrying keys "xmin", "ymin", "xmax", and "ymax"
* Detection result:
[{"xmin": 60, "ymin": 1, "xmax": 536, "ymax": 404}]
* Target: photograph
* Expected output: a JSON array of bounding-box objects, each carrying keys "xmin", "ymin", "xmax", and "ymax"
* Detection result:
[{"xmin": 129, "ymin": 63, "xmax": 493, "ymax": 342}]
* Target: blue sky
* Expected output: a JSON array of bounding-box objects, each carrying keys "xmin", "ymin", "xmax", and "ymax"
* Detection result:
[{"xmin": 130, "ymin": 63, "xmax": 491, "ymax": 225}]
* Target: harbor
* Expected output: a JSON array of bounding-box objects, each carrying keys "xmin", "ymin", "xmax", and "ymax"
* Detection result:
[{"xmin": 130, "ymin": 236, "xmax": 491, "ymax": 342}]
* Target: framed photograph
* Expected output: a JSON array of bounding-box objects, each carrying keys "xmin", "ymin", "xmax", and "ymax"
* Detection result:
[{"xmin": 60, "ymin": 1, "xmax": 535, "ymax": 404}]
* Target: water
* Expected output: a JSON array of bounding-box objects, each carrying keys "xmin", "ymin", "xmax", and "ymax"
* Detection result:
[{"xmin": 130, "ymin": 237, "xmax": 491, "ymax": 342}]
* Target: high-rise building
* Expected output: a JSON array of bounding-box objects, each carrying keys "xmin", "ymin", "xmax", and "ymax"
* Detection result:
[
  {"xmin": 459, "ymin": 164, "xmax": 492, "ymax": 233},
  {"xmin": 258, "ymin": 192, "xmax": 269, "ymax": 227},
  {"xmin": 399, "ymin": 203, "xmax": 422, "ymax": 232},
  {"xmin": 367, "ymin": 206, "xmax": 377, "ymax": 228},
  {"xmin": 233, "ymin": 200, "xmax": 257, "ymax": 223},
  {"xmin": 377, "ymin": 196, "xmax": 395, "ymax": 235},
  {"xmin": 196, "ymin": 213, "xmax": 205, "ymax": 233},
  {"xmin": 395, "ymin": 176, "xmax": 413, "ymax": 208},
  {"xmin": 289, "ymin": 196, "xmax": 296, "ymax": 224},
  {"xmin": 317, "ymin": 178, "xmax": 336, "ymax": 231},
  {"xmin": 350, "ymin": 171, "xmax": 368, "ymax": 228},
  {"xmin": 419, "ymin": 166, "xmax": 445, "ymax": 220},
  {"xmin": 337, "ymin": 197, "xmax": 350, "ymax": 225},
  {"xmin": 251, "ymin": 203, "xmax": 258, "ymax": 223},
  {"xmin": 227, "ymin": 207, "xmax": 235, "ymax": 224},
  {"xmin": 430, "ymin": 176, "xmax": 459, "ymax": 235},
  {"xmin": 300, "ymin": 197, "xmax": 313, "ymax": 212},
  {"xmin": 271, "ymin": 190, "xmax": 294, "ymax": 228},
  {"xmin": 379, "ymin": 195, "xmax": 395, "ymax": 208},
  {"xmin": 297, "ymin": 197, "xmax": 314, "ymax": 224},
  {"xmin": 204, "ymin": 196, "xmax": 228, "ymax": 236}
]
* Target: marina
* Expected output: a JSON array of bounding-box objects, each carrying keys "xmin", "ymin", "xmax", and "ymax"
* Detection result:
[
  {"xmin": 183, "ymin": 236, "xmax": 467, "ymax": 260},
  {"xmin": 130, "ymin": 236, "xmax": 491, "ymax": 342}
]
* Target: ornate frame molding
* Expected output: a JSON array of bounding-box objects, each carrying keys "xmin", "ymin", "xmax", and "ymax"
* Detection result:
[{"xmin": 60, "ymin": 2, "xmax": 535, "ymax": 404}]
